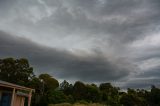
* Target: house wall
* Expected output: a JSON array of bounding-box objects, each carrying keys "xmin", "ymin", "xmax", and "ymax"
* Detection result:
[
  {"xmin": 0, "ymin": 82, "xmax": 33, "ymax": 106},
  {"xmin": 14, "ymin": 95, "xmax": 25, "ymax": 106},
  {"xmin": 0, "ymin": 90, "xmax": 12, "ymax": 106}
]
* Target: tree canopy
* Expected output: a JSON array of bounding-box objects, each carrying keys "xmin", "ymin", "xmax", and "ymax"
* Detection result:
[{"xmin": 0, "ymin": 58, "xmax": 34, "ymax": 85}]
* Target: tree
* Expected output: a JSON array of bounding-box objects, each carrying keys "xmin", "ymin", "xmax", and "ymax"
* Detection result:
[
  {"xmin": 48, "ymin": 90, "xmax": 67, "ymax": 104},
  {"xmin": 30, "ymin": 74, "xmax": 59, "ymax": 106},
  {"xmin": 120, "ymin": 93, "xmax": 136, "ymax": 106},
  {"xmin": 147, "ymin": 86, "xmax": 160, "ymax": 106},
  {"xmin": 99, "ymin": 83, "xmax": 113, "ymax": 92},
  {"xmin": 28, "ymin": 77, "xmax": 42, "ymax": 93},
  {"xmin": 28, "ymin": 77, "xmax": 42, "ymax": 106},
  {"xmin": 120, "ymin": 88, "xmax": 147, "ymax": 106},
  {"xmin": 73, "ymin": 81, "xmax": 87, "ymax": 101},
  {"xmin": 60, "ymin": 80, "xmax": 73, "ymax": 95},
  {"xmin": 99, "ymin": 83, "xmax": 113, "ymax": 102},
  {"xmin": 99, "ymin": 83, "xmax": 120, "ymax": 105},
  {"xmin": 85, "ymin": 84, "xmax": 100, "ymax": 102},
  {"xmin": 0, "ymin": 58, "xmax": 34, "ymax": 85},
  {"xmin": 39, "ymin": 73, "xmax": 59, "ymax": 93},
  {"xmin": 60, "ymin": 80, "xmax": 69, "ymax": 89}
]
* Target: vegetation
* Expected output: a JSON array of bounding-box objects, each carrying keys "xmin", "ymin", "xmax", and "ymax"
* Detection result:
[
  {"xmin": 0, "ymin": 58, "xmax": 34, "ymax": 85},
  {"xmin": 1, "ymin": 58, "xmax": 160, "ymax": 106}
]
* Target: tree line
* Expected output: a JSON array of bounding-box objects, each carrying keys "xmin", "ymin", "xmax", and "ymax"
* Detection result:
[{"xmin": 0, "ymin": 58, "xmax": 160, "ymax": 106}]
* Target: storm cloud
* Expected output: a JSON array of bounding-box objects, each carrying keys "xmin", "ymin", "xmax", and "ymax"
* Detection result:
[
  {"xmin": 0, "ymin": 0, "xmax": 160, "ymax": 88},
  {"xmin": 0, "ymin": 31, "xmax": 131, "ymax": 82}
]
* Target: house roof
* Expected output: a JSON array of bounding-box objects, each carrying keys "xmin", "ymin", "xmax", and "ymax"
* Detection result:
[{"xmin": 0, "ymin": 80, "xmax": 34, "ymax": 92}]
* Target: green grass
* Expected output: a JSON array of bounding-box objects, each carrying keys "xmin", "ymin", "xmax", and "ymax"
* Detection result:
[{"xmin": 48, "ymin": 103, "xmax": 106, "ymax": 106}]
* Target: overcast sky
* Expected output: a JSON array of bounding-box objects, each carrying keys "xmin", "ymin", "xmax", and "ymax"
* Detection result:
[{"xmin": 0, "ymin": 0, "xmax": 160, "ymax": 89}]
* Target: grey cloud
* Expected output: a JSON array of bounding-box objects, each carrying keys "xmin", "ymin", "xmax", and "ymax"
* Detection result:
[
  {"xmin": 1, "ymin": 0, "xmax": 160, "ymax": 47},
  {"xmin": 0, "ymin": 0, "xmax": 160, "ymax": 88},
  {"xmin": 138, "ymin": 63, "xmax": 160, "ymax": 78},
  {"xmin": 122, "ymin": 77, "xmax": 160, "ymax": 89},
  {"xmin": 51, "ymin": 0, "xmax": 160, "ymax": 42},
  {"xmin": 1, "ymin": 0, "xmax": 160, "ymax": 43},
  {"xmin": 25, "ymin": 0, "xmax": 160, "ymax": 54},
  {"xmin": 121, "ymin": 58, "xmax": 160, "ymax": 89},
  {"xmin": 0, "ymin": 31, "xmax": 130, "ymax": 82}
]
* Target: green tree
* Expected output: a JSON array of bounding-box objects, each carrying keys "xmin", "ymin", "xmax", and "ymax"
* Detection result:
[
  {"xmin": 60, "ymin": 80, "xmax": 73, "ymax": 95},
  {"xmin": 0, "ymin": 58, "xmax": 34, "ymax": 85},
  {"xmin": 85, "ymin": 84, "xmax": 100, "ymax": 102},
  {"xmin": 60, "ymin": 80, "xmax": 70, "ymax": 90},
  {"xmin": 28, "ymin": 77, "xmax": 43, "ymax": 106},
  {"xmin": 48, "ymin": 90, "xmax": 67, "ymax": 104},
  {"xmin": 39, "ymin": 73, "xmax": 59, "ymax": 93},
  {"xmin": 120, "ymin": 88, "xmax": 147, "ymax": 106},
  {"xmin": 99, "ymin": 83, "xmax": 120, "ymax": 105},
  {"xmin": 73, "ymin": 81, "xmax": 87, "ymax": 101},
  {"xmin": 147, "ymin": 85, "xmax": 160, "ymax": 106},
  {"xmin": 35, "ymin": 74, "xmax": 59, "ymax": 106},
  {"xmin": 99, "ymin": 83, "xmax": 114, "ymax": 103}
]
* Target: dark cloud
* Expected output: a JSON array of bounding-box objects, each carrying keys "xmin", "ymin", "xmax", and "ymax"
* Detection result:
[
  {"xmin": 46, "ymin": 0, "xmax": 160, "ymax": 43},
  {"xmin": 0, "ymin": 0, "xmax": 160, "ymax": 88},
  {"xmin": 122, "ymin": 76, "xmax": 160, "ymax": 89},
  {"xmin": 0, "ymin": 31, "xmax": 131, "ymax": 82},
  {"xmin": 1, "ymin": 0, "xmax": 160, "ymax": 43},
  {"xmin": 0, "ymin": 0, "xmax": 159, "ymax": 46},
  {"xmin": 122, "ymin": 80, "xmax": 156, "ymax": 89}
]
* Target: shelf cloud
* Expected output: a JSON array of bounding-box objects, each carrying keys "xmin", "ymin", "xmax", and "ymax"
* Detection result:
[{"xmin": 0, "ymin": 0, "xmax": 160, "ymax": 88}]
